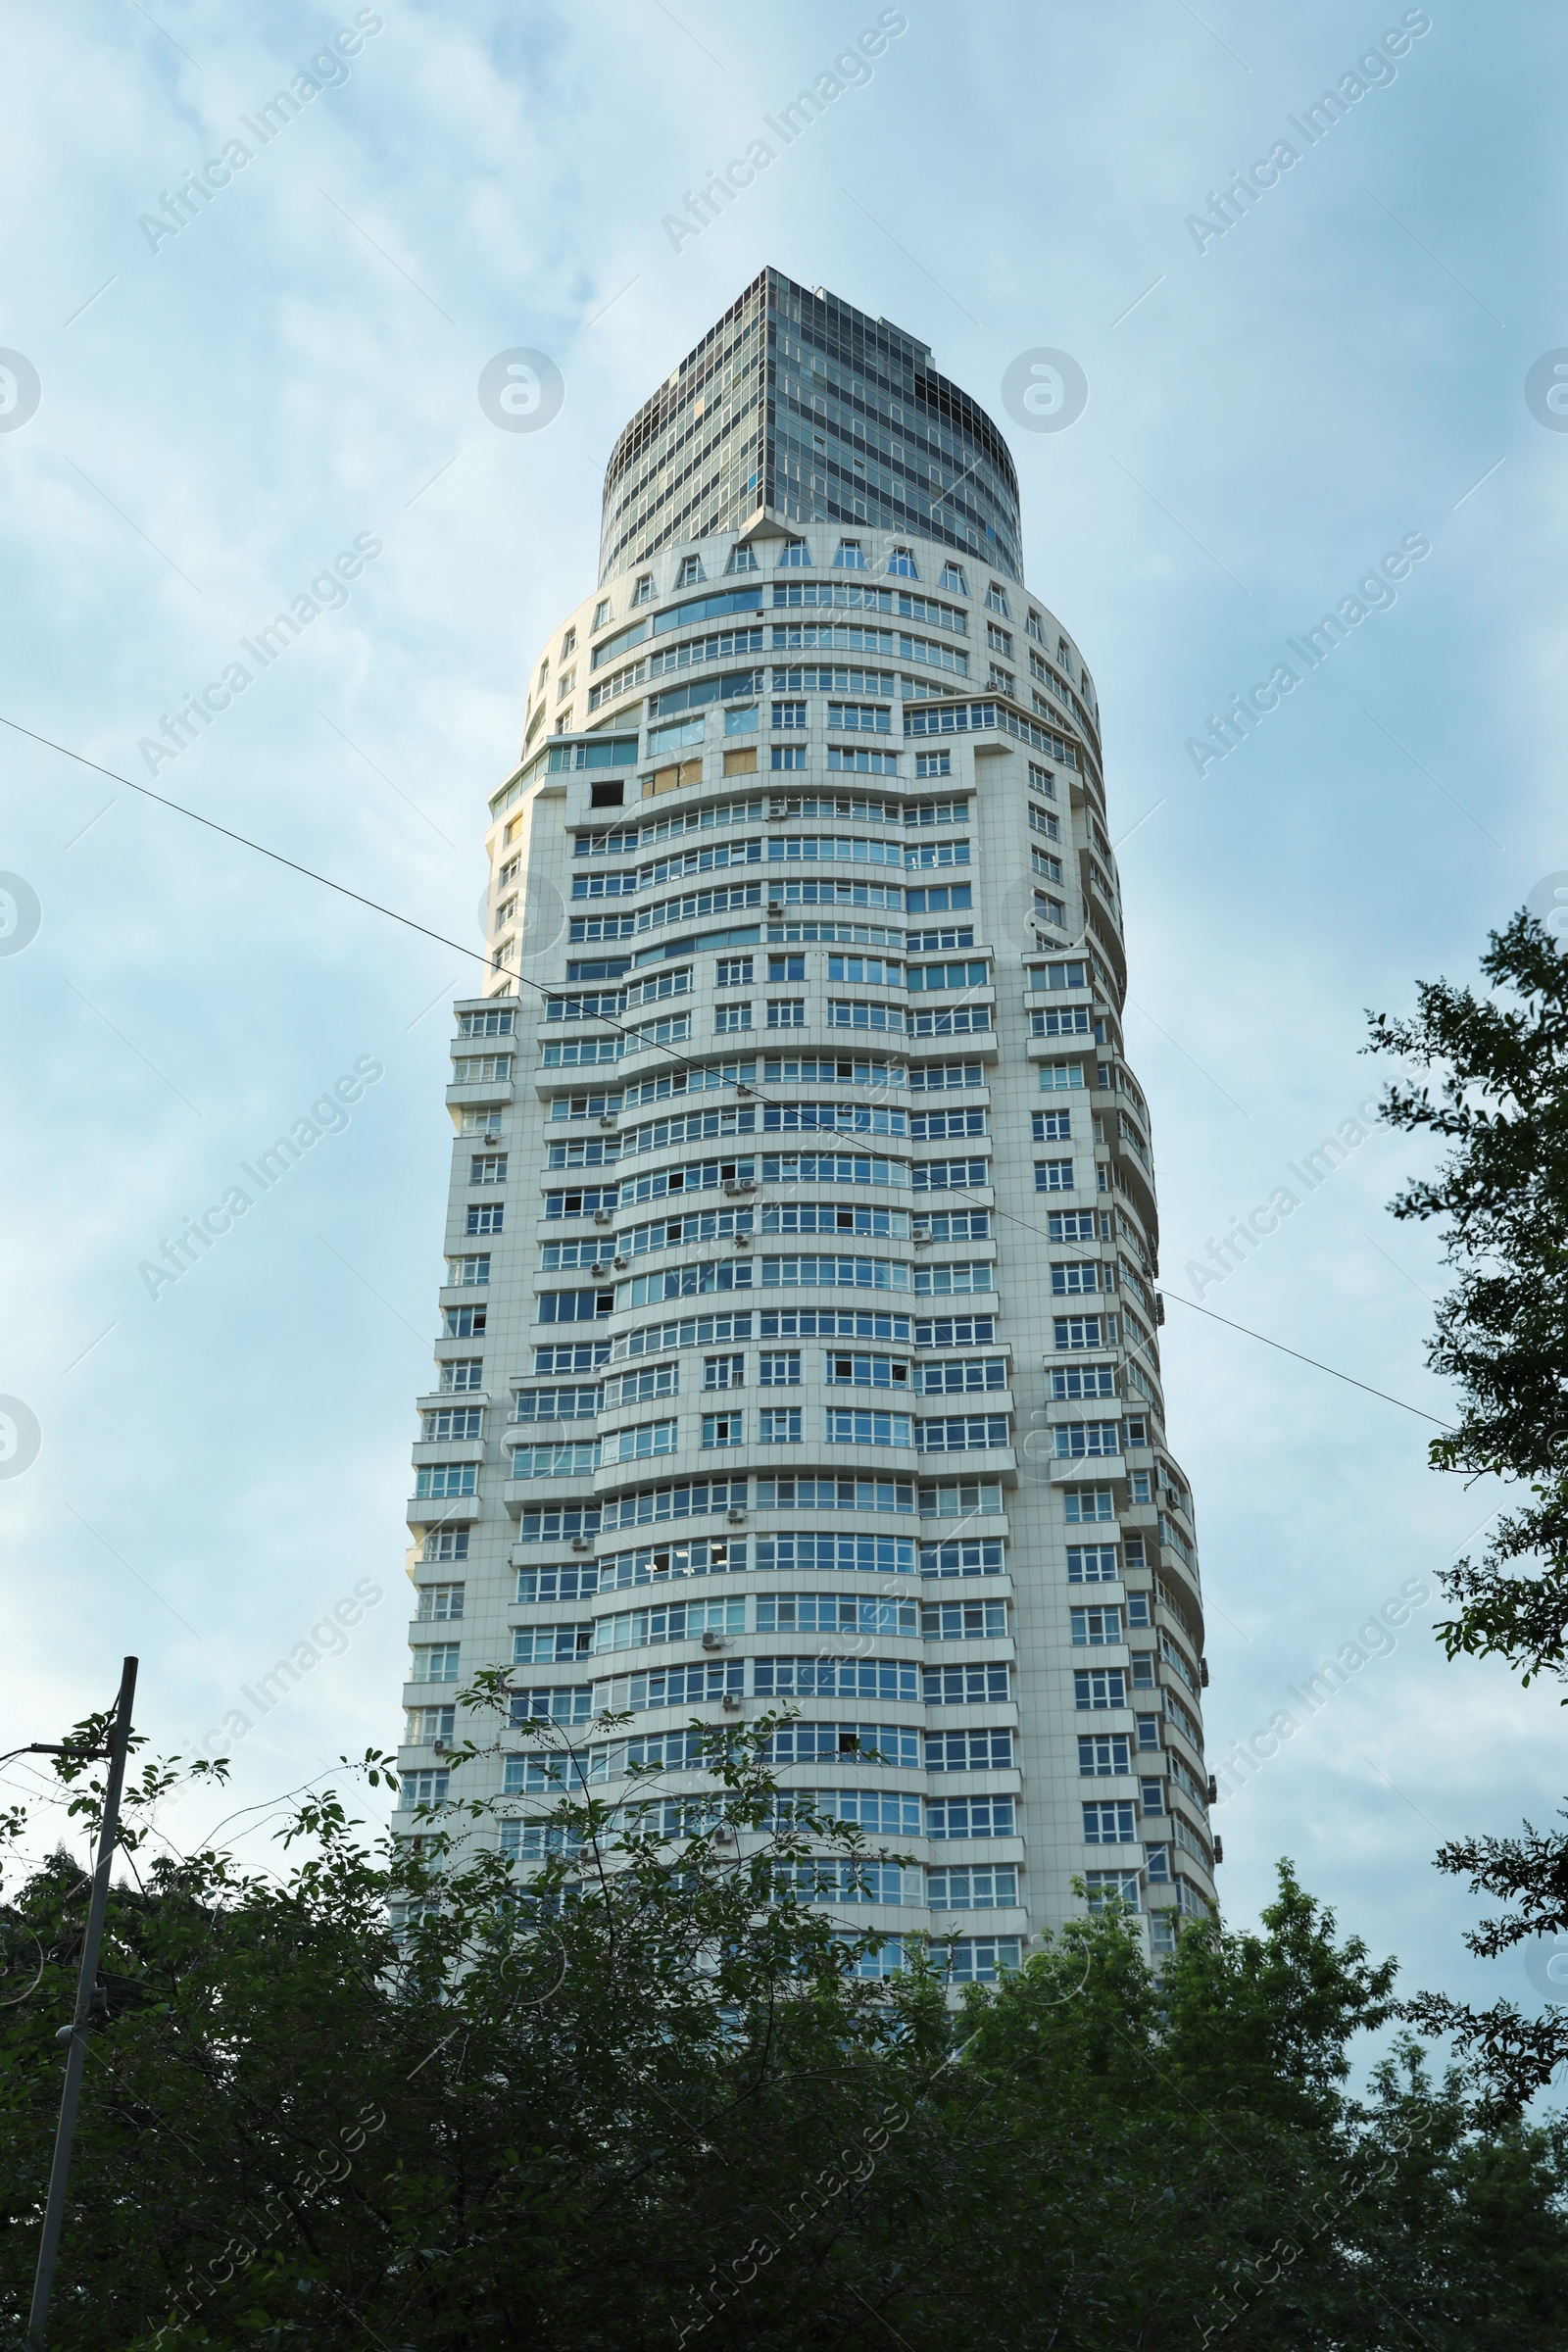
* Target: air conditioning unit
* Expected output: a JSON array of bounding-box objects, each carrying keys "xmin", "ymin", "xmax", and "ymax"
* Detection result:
[
  {"xmin": 722, "ymin": 1179, "xmax": 745, "ymax": 1197},
  {"xmin": 593, "ymin": 1208, "xmax": 612, "ymax": 1225},
  {"xmin": 613, "ymin": 1257, "xmax": 629, "ymax": 1271},
  {"xmin": 571, "ymin": 1536, "xmax": 592, "ymax": 1553},
  {"xmin": 1154, "ymin": 1294, "xmax": 1166, "ymax": 1325},
  {"xmin": 702, "ymin": 1630, "xmax": 726, "ymax": 1650},
  {"xmin": 599, "ymin": 1114, "xmax": 617, "ymax": 1130},
  {"xmin": 1206, "ymin": 1775, "xmax": 1218, "ymax": 1806},
  {"xmin": 1212, "ymin": 1838, "xmax": 1224, "ymax": 1865},
  {"xmin": 722, "ymin": 1693, "xmax": 744, "ymax": 1712},
  {"xmin": 727, "ymin": 1507, "xmax": 746, "ymax": 1525},
  {"xmin": 711, "ymin": 1824, "xmax": 735, "ymax": 1842},
  {"xmin": 733, "ymin": 1234, "xmax": 752, "ymax": 1250},
  {"xmin": 431, "ymin": 1740, "xmax": 448, "ymax": 1755},
  {"xmin": 1199, "ymin": 1658, "xmax": 1209, "ymax": 1687}
]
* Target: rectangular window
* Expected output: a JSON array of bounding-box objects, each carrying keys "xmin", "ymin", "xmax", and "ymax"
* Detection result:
[
  {"xmin": 702, "ymin": 1412, "xmax": 744, "ymax": 1447},
  {"xmin": 772, "ymin": 701, "xmax": 808, "ymax": 729},
  {"xmin": 1052, "ymin": 1263, "xmax": 1100, "ymax": 1296},
  {"xmin": 925, "ymin": 1730, "xmax": 1012, "ymax": 1772},
  {"xmin": 1054, "ymin": 1367, "xmax": 1117, "ymax": 1401},
  {"xmin": 758, "ymin": 1407, "xmax": 803, "ymax": 1442},
  {"xmin": 601, "ymin": 1419, "xmax": 677, "ymax": 1464},
  {"xmin": 410, "ymin": 1642, "xmax": 460, "ymax": 1684},
  {"xmin": 468, "ymin": 1152, "xmax": 508, "ymax": 1184},
  {"xmin": 768, "ymin": 954, "xmax": 806, "ymax": 981},
  {"xmin": 415, "ymin": 1583, "xmax": 465, "ymax": 1621},
  {"xmin": 1085, "ymin": 1871, "xmax": 1141, "ymax": 1912},
  {"xmin": 766, "ymin": 1000, "xmax": 806, "ymax": 1027},
  {"xmin": 1054, "ymin": 1316, "xmax": 1107, "ymax": 1350},
  {"xmin": 714, "ymin": 957, "xmax": 754, "ymax": 987},
  {"xmin": 921, "ymin": 1598, "xmax": 1007, "ymax": 1639},
  {"xmin": 703, "ymin": 1354, "xmax": 745, "ymax": 1389},
  {"xmin": 405, "ymin": 1704, "xmax": 455, "ymax": 1745},
  {"xmin": 926, "ymin": 1794, "xmax": 1014, "ymax": 1838},
  {"xmin": 827, "ymin": 703, "xmax": 892, "ymax": 734},
  {"xmin": 1054, "ymin": 1421, "xmax": 1121, "ymax": 1458},
  {"xmin": 1079, "ymin": 1733, "xmax": 1132, "ymax": 1775},
  {"xmin": 402, "ymin": 1769, "xmax": 451, "ymax": 1807},
  {"xmin": 439, "ymin": 1358, "xmax": 484, "ymax": 1392},
  {"xmin": 466, "ymin": 1202, "xmax": 504, "ymax": 1236},
  {"xmin": 825, "ymin": 1408, "xmax": 913, "ymax": 1446},
  {"xmin": 1033, "ymin": 1111, "xmax": 1072, "ymax": 1142},
  {"xmin": 414, "ymin": 1463, "xmax": 477, "ymax": 1498},
  {"xmin": 1064, "ymin": 1487, "xmax": 1114, "ymax": 1523},
  {"xmin": 1071, "ymin": 1606, "xmax": 1123, "ymax": 1645},
  {"xmin": 447, "ymin": 1254, "xmax": 490, "ymax": 1287},
  {"xmin": 1073, "ymin": 1668, "xmax": 1127, "ymax": 1709},
  {"xmin": 923, "ymin": 1663, "xmax": 1009, "ymax": 1704},
  {"xmin": 914, "ymin": 752, "xmax": 952, "ymax": 777},
  {"xmin": 1068, "ymin": 1545, "xmax": 1119, "ymax": 1584},
  {"xmin": 713, "ymin": 1003, "xmax": 753, "ymax": 1032},
  {"xmin": 770, "ymin": 744, "xmax": 808, "ymax": 770},
  {"xmin": 420, "ymin": 1528, "xmax": 468, "ymax": 1562},
  {"xmin": 419, "ymin": 1408, "xmax": 482, "ymax": 1441},
  {"xmin": 1034, "ymin": 1160, "xmax": 1074, "ymax": 1192},
  {"xmin": 759, "ymin": 1351, "xmax": 801, "ymax": 1386},
  {"xmin": 928, "ymin": 1864, "xmax": 1017, "ymax": 1910}
]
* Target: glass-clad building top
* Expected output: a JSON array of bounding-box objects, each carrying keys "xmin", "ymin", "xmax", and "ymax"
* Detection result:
[{"xmin": 598, "ymin": 267, "xmax": 1022, "ymax": 587}]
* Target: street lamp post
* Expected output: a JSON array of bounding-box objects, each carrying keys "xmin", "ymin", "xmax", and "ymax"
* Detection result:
[{"xmin": 25, "ymin": 1655, "xmax": 138, "ymax": 2351}]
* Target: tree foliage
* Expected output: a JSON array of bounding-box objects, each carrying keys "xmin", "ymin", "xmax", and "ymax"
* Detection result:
[
  {"xmin": 3, "ymin": 1690, "xmax": 1566, "ymax": 2349},
  {"xmin": 1367, "ymin": 906, "xmax": 1568, "ymax": 2106}
]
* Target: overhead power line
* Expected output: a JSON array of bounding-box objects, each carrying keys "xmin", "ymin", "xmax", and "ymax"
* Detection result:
[{"xmin": 5, "ymin": 712, "xmax": 1451, "ymax": 1432}]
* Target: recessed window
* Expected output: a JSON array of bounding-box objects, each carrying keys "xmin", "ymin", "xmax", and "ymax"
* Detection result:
[
  {"xmin": 561, "ymin": 626, "xmax": 576, "ymax": 657},
  {"xmin": 887, "ymin": 545, "xmax": 918, "ymax": 578},
  {"xmin": 833, "ymin": 539, "xmax": 868, "ymax": 570},
  {"xmin": 702, "ymin": 1411, "xmax": 743, "ymax": 1447},
  {"xmin": 704, "ymin": 1355, "xmax": 745, "ymax": 1389},
  {"xmin": 766, "ymin": 999, "xmax": 806, "ymax": 1028},
  {"xmin": 758, "ymin": 1407, "xmax": 802, "ymax": 1443},
  {"xmin": 676, "ymin": 555, "xmax": 705, "ymax": 587},
  {"xmin": 592, "ymin": 599, "xmax": 612, "ymax": 629},
  {"xmin": 723, "ymin": 704, "xmax": 758, "ymax": 734},
  {"xmin": 985, "ymin": 582, "xmax": 1011, "ymax": 616},
  {"xmin": 767, "ymin": 954, "xmax": 805, "ymax": 981},
  {"xmin": 778, "ymin": 538, "xmax": 811, "ymax": 567},
  {"xmin": 713, "ymin": 1002, "xmax": 752, "ymax": 1033},
  {"xmin": 714, "ymin": 957, "xmax": 753, "ymax": 987},
  {"xmin": 724, "ymin": 543, "xmax": 759, "ymax": 573},
  {"xmin": 416, "ymin": 1583, "xmax": 465, "ymax": 1622},
  {"xmin": 938, "ymin": 563, "xmax": 967, "ymax": 594},
  {"xmin": 759, "ymin": 1351, "xmax": 801, "ymax": 1386},
  {"xmin": 630, "ymin": 574, "xmax": 654, "ymax": 606}
]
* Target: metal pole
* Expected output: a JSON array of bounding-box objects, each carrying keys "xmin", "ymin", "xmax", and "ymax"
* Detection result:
[{"xmin": 26, "ymin": 1656, "xmax": 138, "ymax": 2352}]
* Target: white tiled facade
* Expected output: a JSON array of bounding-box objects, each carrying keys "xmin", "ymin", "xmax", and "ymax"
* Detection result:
[{"xmin": 396, "ymin": 272, "xmax": 1215, "ymax": 1974}]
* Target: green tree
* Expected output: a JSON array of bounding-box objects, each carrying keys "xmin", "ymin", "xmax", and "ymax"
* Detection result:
[
  {"xmin": 1367, "ymin": 907, "xmax": 1568, "ymax": 2106},
  {"xmin": 2, "ymin": 1689, "xmax": 1567, "ymax": 2348}
]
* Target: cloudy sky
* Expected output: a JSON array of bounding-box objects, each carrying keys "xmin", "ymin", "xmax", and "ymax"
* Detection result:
[{"xmin": 2, "ymin": 0, "xmax": 1562, "ymax": 2045}]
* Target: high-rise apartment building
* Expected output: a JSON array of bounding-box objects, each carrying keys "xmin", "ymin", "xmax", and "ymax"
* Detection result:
[{"xmin": 398, "ymin": 269, "xmax": 1214, "ymax": 1972}]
